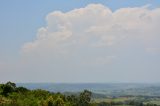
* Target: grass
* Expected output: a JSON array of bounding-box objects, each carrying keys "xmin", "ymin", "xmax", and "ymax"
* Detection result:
[{"xmin": 93, "ymin": 97, "xmax": 135, "ymax": 103}]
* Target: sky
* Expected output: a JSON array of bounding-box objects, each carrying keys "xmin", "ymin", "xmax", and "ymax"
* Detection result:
[{"xmin": 0, "ymin": 0, "xmax": 160, "ymax": 83}]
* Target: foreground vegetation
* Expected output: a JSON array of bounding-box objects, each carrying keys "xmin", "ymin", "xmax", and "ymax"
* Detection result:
[{"xmin": 0, "ymin": 82, "xmax": 160, "ymax": 106}]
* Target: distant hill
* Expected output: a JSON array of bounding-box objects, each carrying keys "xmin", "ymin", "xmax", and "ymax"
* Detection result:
[{"xmin": 17, "ymin": 83, "xmax": 160, "ymax": 97}]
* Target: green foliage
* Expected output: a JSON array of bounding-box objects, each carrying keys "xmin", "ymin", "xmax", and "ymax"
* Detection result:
[
  {"xmin": 66, "ymin": 95, "xmax": 78, "ymax": 106},
  {"xmin": 15, "ymin": 86, "xmax": 29, "ymax": 93},
  {"xmin": 78, "ymin": 90, "xmax": 92, "ymax": 106},
  {"xmin": 0, "ymin": 82, "xmax": 94, "ymax": 106},
  {"xmin": 54, "ymin": 96, "xmax": 65, "ymax": 106},
  {"xmin": 0, "ymin": 82, "xmax": 16, "ymax": 96},
  {"xmin": 0, "ymin": 82, "xmax": 159, "ymax": 106}
]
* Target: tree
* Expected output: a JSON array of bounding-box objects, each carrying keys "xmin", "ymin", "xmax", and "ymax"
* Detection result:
[
  {"xmin": 46, "ymin": 96, "xmax": 54, "ymax": 106},
  {"xmin": 1, "ymin": 82, "xmax": 16, "ymax": 96},
  {"xmin": 78, "ymin": 90, "xmax": 92, "ymax": 106},
  {"xmin": 67, "ymin": 95, "xmax": 78, "ymax": 106},
  {"xmin": 16, "ymin": 86, "xmax": 29, "ymax": 93},
  {"xmin": 54, "ymin": 96, "xmax": 65, "ymax": 106}
]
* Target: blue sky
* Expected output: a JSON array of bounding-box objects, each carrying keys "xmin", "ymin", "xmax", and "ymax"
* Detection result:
[
  {"xmin": 0, "ymin": 0, "xmax": 159, "ymax": 58},
  {"xmin": 0, "ymin": 0, "xmax": 160, "ymax": 83}
]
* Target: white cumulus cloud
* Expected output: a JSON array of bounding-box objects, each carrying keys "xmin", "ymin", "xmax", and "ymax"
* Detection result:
[{"xmin": 22, "ymin": 4, "xmax": 160, "ymax": 56}]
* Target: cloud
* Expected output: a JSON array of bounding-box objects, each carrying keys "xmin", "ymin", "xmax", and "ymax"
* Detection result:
[
  {"xmin": 18, "ymin": 4, "xmax": 160, "ymax": 82},
  {"xmin": 22, "ymin": 4, "xmax": 160, "ymax": 56}
]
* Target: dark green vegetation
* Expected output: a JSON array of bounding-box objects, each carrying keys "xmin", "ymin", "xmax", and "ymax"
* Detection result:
[{"xmin": 0, "ymin": 82, "xmax": 160, "ymax": 106}]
